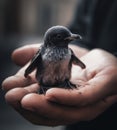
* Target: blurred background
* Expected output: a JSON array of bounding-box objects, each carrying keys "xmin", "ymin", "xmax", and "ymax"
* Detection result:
[{"xmin": 0, "ymin": 0, "xmax": 78, "ymax": 130}]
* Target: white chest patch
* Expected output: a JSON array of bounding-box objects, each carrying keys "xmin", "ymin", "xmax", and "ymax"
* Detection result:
[{"xmin": 38, "ymin": 47, "xmax": 72, "ymax": 85}]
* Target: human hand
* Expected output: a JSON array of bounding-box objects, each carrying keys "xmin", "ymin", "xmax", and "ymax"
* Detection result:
[
  {"xmin": 2, "ymin": 44, "xmax": 88, "ymax": 126},
  {"xmin": 2, "ymin": 45, "xmax": 117, "ymax": 126},
  {"xmin": 45, "ymin": 49, "xmax": 117, "ymax": 122}
]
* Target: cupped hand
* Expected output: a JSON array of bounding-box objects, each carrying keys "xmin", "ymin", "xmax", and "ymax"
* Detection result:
[{"xmin": 2, "ymin": 44, "xmax": 117, "ymax": 126}]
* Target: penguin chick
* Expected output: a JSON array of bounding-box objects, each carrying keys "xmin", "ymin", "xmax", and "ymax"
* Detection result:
[{"xmin": 24, "ymin": 25, "xmax": 85, "ymax": 94}]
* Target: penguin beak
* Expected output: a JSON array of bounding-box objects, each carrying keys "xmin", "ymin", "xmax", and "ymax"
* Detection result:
[{"xmin": 65, "ymin": 33, "xmax": 82, "ymax": 41}]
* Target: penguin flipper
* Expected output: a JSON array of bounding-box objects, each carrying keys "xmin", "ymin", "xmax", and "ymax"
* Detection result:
[
  {"xmin": 70, "ymin": 49, "xmax": 86, "ymax": 69},
  {"xmin": 24, "ymin": 49, "xmax": 42, "ymax": 77}
]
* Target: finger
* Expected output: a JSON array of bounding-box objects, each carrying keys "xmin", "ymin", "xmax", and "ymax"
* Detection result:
[
  {"xmin": 2, "ymin": 73, "xmax": 37, "ymax": 91},
  {"xmin": 5, "ymin": 88, "xmax": 29, "ymax": 108},
  {"xmin": 46, "ymin": 70, "xmax": 116, "ymax": 106},
  {"xmin": 5, "ymin": 84, "xmax": 39, "ymax": 107},
  {"xmin": 46, "ymin": 87, "xmax": 103, "ymax": 106},
  {"xmin": 21, "ymin": 93, "xmax": 117, "ymax": 124},
  {"xmin": 12, "ymin": 44, "xmax": 40, "ymax": 66},
  {"xmin": 2, "ymin": 61, "xmax": 37, "ymax": 91},
  {"xmin": 46, "ymin": 88, "xmax": 85, "ymax": 106}
]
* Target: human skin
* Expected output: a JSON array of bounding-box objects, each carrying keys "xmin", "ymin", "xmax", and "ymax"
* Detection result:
[{"xmin": 2, "ymin": 44, "xmax": 117, "ymax": 126}]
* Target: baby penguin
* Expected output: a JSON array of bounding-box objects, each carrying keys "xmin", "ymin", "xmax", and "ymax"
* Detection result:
[{"xmin": 24, "ymin": 26, "xmax": 85, "ymax": 94}]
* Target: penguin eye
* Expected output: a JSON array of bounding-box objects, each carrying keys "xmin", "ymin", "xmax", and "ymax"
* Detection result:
[{"xmin": 56, "ymin": 34, "xmax": 62, "ymax": 39}]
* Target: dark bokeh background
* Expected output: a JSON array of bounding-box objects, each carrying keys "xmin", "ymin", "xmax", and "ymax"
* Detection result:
[{"xmin": 0, "ymin": 0, "xmax": 78, "ymax": 130}]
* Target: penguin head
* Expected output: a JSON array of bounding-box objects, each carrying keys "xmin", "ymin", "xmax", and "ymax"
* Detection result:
[{"xmin": 44, "ymin": 25, "xmax": 82, "ymax": 47}]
